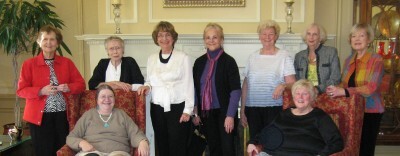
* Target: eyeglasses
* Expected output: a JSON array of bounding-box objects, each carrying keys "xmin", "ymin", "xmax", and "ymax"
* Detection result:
[
  {"xmin": 108, "ymin": 46, "xmax": 122, "ymax": 51},
  {"xmin": 157, "ymin": 33, "xmax": 172, "ymax": 38}
]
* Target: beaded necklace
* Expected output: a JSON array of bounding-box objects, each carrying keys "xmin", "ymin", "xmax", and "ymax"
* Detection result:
[{"xmin": 98, "ymin": 111, "xmax": 112, "ymax": 128}]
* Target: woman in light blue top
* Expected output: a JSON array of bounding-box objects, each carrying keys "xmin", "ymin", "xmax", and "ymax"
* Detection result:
[{"xmin": 240, "ymin": 20, "xmax": 296, "ymax": 139}]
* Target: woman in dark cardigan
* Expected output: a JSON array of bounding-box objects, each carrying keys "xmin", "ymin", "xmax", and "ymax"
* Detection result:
[
  {"xmin": 88, "ymin": 36, "xmax": 144, "ymax": 91},
  {"xmin": 192, "ymin": 23, "xmax": 242, "ymax": 156}
]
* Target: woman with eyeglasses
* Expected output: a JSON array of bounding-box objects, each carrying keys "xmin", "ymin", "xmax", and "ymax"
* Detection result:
[
  {"xmin": 88, "ymin": 36, "xmax": 144, "ymax": 91},
  {"xmin": 137, "ymin": 21, "xmax": 194, "ymax": 156}
]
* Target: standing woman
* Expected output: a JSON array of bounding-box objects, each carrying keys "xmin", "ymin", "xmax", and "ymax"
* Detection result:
[
  {"xmin": 17, "ymin": 25, "xmax": 86, "ymax": 156},
  {"xmin": 192, "ymin": 23, "xmax": 241, "ymax": 156},
  {"xmin": 88, "ymin": 36, "xmax": 144, "ymax": 91},
  {"xmin": 240, "ymin": 20, "xmax": 296, "ymax": 139},
  {"xmin": 327, "ymin": 23, "xmax": 384, "ymax": 156},
  {"xmin": 137, "ymin": 21, "xmax": 194, "ymax": 156},
  {"xmin": 294, "ymin": 23, "xmax": 341, "ymax": 93}
]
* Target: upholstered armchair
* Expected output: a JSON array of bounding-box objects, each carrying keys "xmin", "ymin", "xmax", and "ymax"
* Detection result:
[
  {"xmin": 56, "ymin": 90, "xmax": 146, "ymax": 156},
  {"xmin": 282, "ymin": 89, "xmax": 365, "ymax": 156}
]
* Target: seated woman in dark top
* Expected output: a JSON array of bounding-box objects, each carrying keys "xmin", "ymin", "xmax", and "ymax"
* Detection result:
[
  {"xmin": 88, "ymin": 36, "xmax": 144, "ymax": 91},
  {"xmin": 247, "ymin": 79, "xmax": 343, "ymax": 156}
]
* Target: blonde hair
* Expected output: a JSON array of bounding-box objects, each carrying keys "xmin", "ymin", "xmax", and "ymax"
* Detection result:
[
  {"xmin": 203, "ymin": 22, "xmax": 224, "ymax": 40},
  {"xmin": 257, "ymin": 20, "xmax": 280, "ymax": 38},
  {"xmin": 301, "ymin": 23, "xmax": 327, "ymax": 44},
  {"xmin": 348, "ymin": 23, "xmax": 374, "ymax": 44},
  {"xmin": 291, "ymin": 79, "xmax": 317, "ymax": 101}
]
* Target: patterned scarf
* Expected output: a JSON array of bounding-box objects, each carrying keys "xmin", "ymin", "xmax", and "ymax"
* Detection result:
[{"xmin": 201, "ymin": 49, "xmax": 223, "ymax": 115}]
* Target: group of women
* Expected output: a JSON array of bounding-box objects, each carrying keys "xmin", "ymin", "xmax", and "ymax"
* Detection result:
[{"xmin": 16, "ymin": 19, "xmax": 383, "ymax": 156}]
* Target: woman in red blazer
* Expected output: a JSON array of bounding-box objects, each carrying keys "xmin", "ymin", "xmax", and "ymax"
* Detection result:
[{"xmin": 17, "ymin": 25, "xmax": 85, "ymax": 156}]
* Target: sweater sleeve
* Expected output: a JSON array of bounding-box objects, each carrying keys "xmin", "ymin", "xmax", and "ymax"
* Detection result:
[
  {"xmin": 66, "ymin": 111, "xmax": 90, "ymax": 152},
  {"xmin": 318, "ymin": 47, "xmax": 341, "ymax": 93},
  {"xmin": 66, "ymin": 59, "xmax": 86, "ymax": 94},
  {"xmin": 123, "ymin": 111, "xmax": 147, "ymax": 148},
  {"xmin": 88, "ymin": 59, "xmax": 107, "ymax": 90},
  {"xmin": 317, "ymin": 113, "xmax": 344, "ymax": 155},
  {"xmin": 182, "ymin": 54, "xmax": 195, "ymax": 115}
]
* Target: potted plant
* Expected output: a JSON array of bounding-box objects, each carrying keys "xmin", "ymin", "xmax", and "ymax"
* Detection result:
[{"xmin": 0, "ymin": 0, "xmax": 71, "ymax": 139}]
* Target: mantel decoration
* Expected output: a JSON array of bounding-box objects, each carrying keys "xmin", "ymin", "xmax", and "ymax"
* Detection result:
[
  {"xmin": 0, "ymin": 0, "xmax": 71, "ymax": 140},
  {"xmin": 112, "ymin": 0, "xmax": 121, "ymax": 34},
  {"xmin": 163, "ymin": 0, "xmax": 245, "ymax": 8},
  {"xmin": 284, "ymin": 0, "xmax": 295, "ymax": 34}
]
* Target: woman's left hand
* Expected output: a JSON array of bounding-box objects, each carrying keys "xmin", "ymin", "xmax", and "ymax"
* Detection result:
[
  {"xmin": 179, "ymin": 113, "xmax": 190, "ymax": 123},
  {"xmin": 224, "ymin": 116, "xmax": 234, "ymax": 134},
  {"xmin": 56, "ymin": 84, "xmax": 70, "ymax": 93},
  {"xmin": 326, "ymin": 85, "xmax": 346, "ymax": 98},
  {"xmin": 138, "ymin": 139, "xmax": 150, "ymax": 156}
]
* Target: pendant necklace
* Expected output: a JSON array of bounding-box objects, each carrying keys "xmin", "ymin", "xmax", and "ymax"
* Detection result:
[{"xmin": 98, "ymin": 111, "xmax": 112, "ymax": 128}]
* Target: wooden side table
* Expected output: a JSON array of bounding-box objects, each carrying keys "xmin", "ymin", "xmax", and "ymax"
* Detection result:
[{"xmin": 0, "ymin": 135, "xmax": 34, "ymax": 156}]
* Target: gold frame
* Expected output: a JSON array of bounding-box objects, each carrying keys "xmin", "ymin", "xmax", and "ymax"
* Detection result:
[{"xmin": 163, "ymin": 0, "xmax": 246, "ymax": 8}]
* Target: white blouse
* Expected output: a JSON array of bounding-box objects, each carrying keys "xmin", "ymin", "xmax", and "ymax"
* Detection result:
[
  {"xmin": 105, "ymin": 61, "xmax": 143, "ymax": 91},
  {"xmin": 144, "ymin": 50, "xmax": 194, "ymax": 114}
]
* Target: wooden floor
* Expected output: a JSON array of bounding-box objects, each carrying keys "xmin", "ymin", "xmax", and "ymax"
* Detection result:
[{"xmin": 375, "ymin": 146, "xmax": 400, "ymax": 156}]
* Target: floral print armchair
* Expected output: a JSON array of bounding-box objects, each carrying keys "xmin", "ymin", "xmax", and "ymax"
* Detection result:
[
  {"xmin": 283, "ymin": 89, "xmax": 365, "ymax": 156},
  {"xmin": 56, "ymin": 90, "xmax": 146, "ymax": 156}
]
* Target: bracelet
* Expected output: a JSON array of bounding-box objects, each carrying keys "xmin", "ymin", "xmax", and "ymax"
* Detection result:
[{"xmin": 193, "ymin": 114, "xmax": 199, "ymax": 118}]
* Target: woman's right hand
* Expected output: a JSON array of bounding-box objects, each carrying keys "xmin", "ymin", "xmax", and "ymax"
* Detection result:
[
  {"xmin": 137, "ymin": 86, "xmax": 150, "ymax": 95},
  {"xmin": 79, "ymin": 140, "xmax": 95, "ymax": 152},
  {"xmin": 240, "ymin": 110, "xmax": 248, "ymax": 128},
  {"xmin": 138, "ymin": 139, "xmax": 150, "ymax": 156},
  {"xmin": 247, "ymin": 144, "xmax": 259, "ymax": 156},
  {"xmin": 40, "ymin": 84, "xmax": 58, "ymax": 96}
]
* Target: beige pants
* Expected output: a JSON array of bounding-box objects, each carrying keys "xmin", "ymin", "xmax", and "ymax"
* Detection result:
[{"xmin": 76, "ymin": 150, "xmax": 130, "ymax": 156}]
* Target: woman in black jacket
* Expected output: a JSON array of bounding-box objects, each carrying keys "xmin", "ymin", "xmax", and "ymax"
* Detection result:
[{"xmin": 88, "ymin": 36, "xmax": 144, "ymax": 91}]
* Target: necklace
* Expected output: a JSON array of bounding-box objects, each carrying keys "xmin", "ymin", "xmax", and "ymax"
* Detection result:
[
  {"xmin": 98, "ymin": 111, "xmax": 112, "ymax": 128},
  {"xmin": 309, "ymin": 57, "xmax": 317, "ymax": 63},
  {"xmin": 159, "ymin": 48, "xmax": 174, "ymax": 64}
]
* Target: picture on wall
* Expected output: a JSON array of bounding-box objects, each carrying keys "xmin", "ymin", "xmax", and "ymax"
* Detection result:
[{"xmin": 163, "ymin": 0, "xmax": 246, "ymax": 8}]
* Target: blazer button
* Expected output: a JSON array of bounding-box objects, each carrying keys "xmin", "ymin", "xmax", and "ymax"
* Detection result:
[
  {"xmin": 38, "ymin": 121, "xmax": 41, "ymax": 124},
  {"xmin": 40, "ymin": 110, "xmax": 43, "ymax": 113}
]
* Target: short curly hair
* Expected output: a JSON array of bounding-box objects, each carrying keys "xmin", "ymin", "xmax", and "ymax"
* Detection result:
[
  {"xmin": 37, "ymin": 25, "xmax": 63, "ymax": 46},
  {"xmin": 257, "ymin": 20, "xmax": 280, "ymax": 38}
]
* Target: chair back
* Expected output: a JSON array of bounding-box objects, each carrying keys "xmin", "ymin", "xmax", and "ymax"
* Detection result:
[
  {"xmin": 283, "ymin": 89, "xmax": 365, "ymax": 156},
  {"xmin": 66, "ymin": 90, "xmax": 146, "ymax": 131}
]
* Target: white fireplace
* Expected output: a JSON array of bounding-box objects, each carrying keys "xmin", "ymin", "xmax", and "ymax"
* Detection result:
[{"xmin": 76, "ymin": 33, "xmax": 335, "ymax": 155}]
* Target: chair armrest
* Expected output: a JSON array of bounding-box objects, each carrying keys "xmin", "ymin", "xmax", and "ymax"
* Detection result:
[{"xmin": 56, "ymin": 144, "xmax": 76, "ymax": 156}]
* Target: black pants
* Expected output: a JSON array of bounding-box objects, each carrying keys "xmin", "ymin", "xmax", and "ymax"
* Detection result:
[
  {"xmin": 29, "ymin": 111, "xmax": 69, "ymax": 156},
  {"xmin": 359, "ymin": 113, "xmax": 383, "ymax": 156},
  {"xmin": 151, "ymin": 102, "xmax": 190, "ymax": 156},
  {"xmin": 245, "ymin": 106, "xmax": 282, "ymax": 139},
  {"xmin": 202, "ymin": 109, "xmax": 237, "ymax": 156}
]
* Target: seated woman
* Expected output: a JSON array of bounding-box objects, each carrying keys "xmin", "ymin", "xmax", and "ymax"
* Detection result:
[
  {"xmin": 66, "ymin": 84, "xmax": 149, "ymax": 156},
  {"xmin": 88, "ymin": 36, "xmax": 144, "ymax": 91},
  {"xmin": 247, "ymin": 79, "xmax": 343, "ymax": 156}
]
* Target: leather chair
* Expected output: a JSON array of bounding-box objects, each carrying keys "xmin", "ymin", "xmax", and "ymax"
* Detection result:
[
  {"xmin": 56, "ymin": 90, "xmax": 146, "ymax": 156},
  {"xmin": 282, "ymin": 89, "xmax": 365, "ymax": 156}
]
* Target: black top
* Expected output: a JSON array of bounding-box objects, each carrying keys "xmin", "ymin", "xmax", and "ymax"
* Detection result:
[
  {"xmin": 193, "ymin": 52, "xmax": 242, "ymax": 117},
  {"xmin": 249, "ymin": 108, "xmax": 344, "ymax": 156},
  {"xmin": 88, "ymin": 57, "xmax": 144, "ymax": 90}
]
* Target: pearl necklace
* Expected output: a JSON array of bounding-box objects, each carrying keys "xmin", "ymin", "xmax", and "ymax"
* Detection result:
[{"xmin": 98, "ymin": 111, "xmax": 112, "ymax": 128}]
